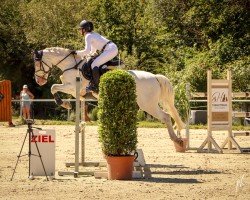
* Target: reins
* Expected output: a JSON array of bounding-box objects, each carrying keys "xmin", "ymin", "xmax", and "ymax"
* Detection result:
[{"xmin": 34, "ymin": 50, "xmax": 84, "ymax": 79}]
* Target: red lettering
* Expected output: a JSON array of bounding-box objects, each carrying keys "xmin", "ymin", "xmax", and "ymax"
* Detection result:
[
  {"xmin": 49, "ymin": 135, "xmax": 54, "ymax": 143},
  {"xmin": 31, "ymin": 135, "xmax": 54, "ymax": 143},
  {"xmin": 42, "ymin": 135, "xmax": 48, "ymax": 142},
  {"xmin": 31, "ymin": 135, "xmax": 37, "ymax": 142}
]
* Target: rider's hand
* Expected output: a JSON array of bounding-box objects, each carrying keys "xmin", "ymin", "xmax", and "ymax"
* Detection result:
[{"xmin": 71, "ymin": 50, "xmax": 77, "ymax": 55}]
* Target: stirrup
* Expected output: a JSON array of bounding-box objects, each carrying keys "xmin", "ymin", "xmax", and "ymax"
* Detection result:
[{"xmin": 86, "ymin": 85, "xmax": 99, "ymax": 93}]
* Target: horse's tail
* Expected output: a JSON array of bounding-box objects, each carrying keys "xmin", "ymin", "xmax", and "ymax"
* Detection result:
[{"xmin": 155, "ymin": 74, "xmax": 185, "ymax": 131}]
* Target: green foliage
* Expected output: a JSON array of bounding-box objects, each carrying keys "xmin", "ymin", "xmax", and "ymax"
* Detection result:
[
  {"xmin": 0, "ymin": 0, "xmax": 32, "ymax": 92},
  {"xmin": 69, "ymin": 111, "xmax": 76, "ymax": 122},
  {"xmin": 137, "ymin": 121, "xmax": 165, "ymax": 128},
  {"xmin": 89, "ymin": 106, "xmax": 99, "ymax": 121},
  {"xmin": 137, "ymin": 110, "xmax": 146, "ymax": 121},
  {"xmin": 153, "ymin": 0, "xmax": 249, "ymax": 97},
  {"xmin": 98, "ymin": 70, "xmax": 138, "ymax": 156},
  {"xmin": 0, "ymin": 0, "xmax": 249, "ymax": 121},
  {"xmin": 19, "ymin": 0, "xmax": 85, "ymax": 49},
  {"xmin": 173, "ymin": 81, "xmax": 190, "ymax": 122},
  {"xmin": 228, "ymin": 57, "xmax": 250, "ymax": 92}
]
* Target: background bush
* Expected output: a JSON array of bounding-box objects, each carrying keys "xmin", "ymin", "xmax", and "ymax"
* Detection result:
[{"xmin": 1, "ymin": 0, "xmax": 249, "ymax": 121}]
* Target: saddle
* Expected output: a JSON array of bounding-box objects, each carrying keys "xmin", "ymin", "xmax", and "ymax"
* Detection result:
[{"xmin": 80, "ymin": 56, "xmax": 124, "ymax": 81}]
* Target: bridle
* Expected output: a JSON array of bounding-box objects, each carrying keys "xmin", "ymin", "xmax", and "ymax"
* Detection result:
[
  {"xmin": 34, "ymin": 50, "xmax": 51, "ymax": 80},
  {"xmin": 34, "ymin": 50, "xmax": 83, "ymax": 80}
]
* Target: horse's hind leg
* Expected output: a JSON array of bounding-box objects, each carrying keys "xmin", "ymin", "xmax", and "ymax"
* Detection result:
[
  {"xmin": 140, "ymin": 104, "xmax": 179, "ymax": 142},
  {"xmin": 155, "ymin": 74, "xmax": 185, "ymax": 131},
  {"xmin": 163, "ymin": 96, "xmax": 186, "ymax": 132}
]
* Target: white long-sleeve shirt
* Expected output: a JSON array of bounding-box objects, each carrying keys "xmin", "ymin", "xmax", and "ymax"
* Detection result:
[{"xmin": 77, "ymin": 32, "xmax": 110, "ymax": 58}]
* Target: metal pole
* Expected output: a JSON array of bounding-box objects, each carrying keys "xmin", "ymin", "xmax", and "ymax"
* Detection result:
[
  {"xmin": 20, "ymin": 99, "xmax": 22, "ymax": 118},
  {"xmin": 67, "ymin": 109, "xmax": 70, "ymax": 121},
  {"xmin": 74, "ymin": 76, "xmax": 80, "ymax": 177},
  {"xmin": 207, "ymin": 70, "xmax": 212, "ymax": 151},
  {"xmin": 81, "ymin": 122, "xmax": 86, "ymax": 164},
  {"xmin": 81, "ymin": 100, "xmax": 85, "ymax": 122},
  {"xmin": 227, "ymin": 70, "xmax": 233, "ymax": 149},
  {"xmin": 185, "ymin": 83, "xmax": 191, "ymax": 149},
  {"xmin": 81, "ymin": 100, "xmax": 85, "ymax": 164}
]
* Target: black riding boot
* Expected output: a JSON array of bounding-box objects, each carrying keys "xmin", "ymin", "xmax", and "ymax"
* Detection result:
[
  {"xmin": 92, "ymin": 66, "xmax": 100, "ymax": 91},
  {"xmin": 83, "ymin": 67, "xmax": 100, "ymax": 99}
]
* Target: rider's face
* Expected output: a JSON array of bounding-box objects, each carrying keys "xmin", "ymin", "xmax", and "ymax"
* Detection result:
[{"xmin": 79, "ymin": 28, "xmax": 86, "ymax": 35}]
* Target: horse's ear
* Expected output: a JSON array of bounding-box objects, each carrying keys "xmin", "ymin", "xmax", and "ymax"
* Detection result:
[
  {"xmin": 34, "ymin": 50, "xmax": 40, "ymax": 58},
  {"xmin": 33, "ymin": 50, "xmax": 43, "ymax": 61}
]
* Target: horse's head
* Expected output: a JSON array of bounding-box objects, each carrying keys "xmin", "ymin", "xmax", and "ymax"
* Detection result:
[
  {"xmin": 33, "ymin": 47, "xmax": 79, "ymax": 86},
  {"xmin": 33, "ymin": 49, "xmax": 51, "ymax": 86}
]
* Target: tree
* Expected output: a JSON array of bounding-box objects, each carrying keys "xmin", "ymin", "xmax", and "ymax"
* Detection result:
[
  {"xmin": 0, "ymin": 0, "xmax": 31, "ymax": 94},
  {"xmin": 86, "ymin": 0, "xmax": 162, "ymax": 72},
  {"xmin": 0, "ymin": 0, "xmax": 249, "ymax": 120},
  {"xmin": 153, "ymin": 0, "xmax": 249, "ymax": 90}
]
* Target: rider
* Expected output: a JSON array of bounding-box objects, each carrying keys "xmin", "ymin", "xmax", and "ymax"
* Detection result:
[{"xmin": 76, "ymin": 20, "xmax": 118, "ymax": 93}]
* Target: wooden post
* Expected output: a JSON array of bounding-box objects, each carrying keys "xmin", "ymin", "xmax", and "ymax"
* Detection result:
[
  {"xmin": 220, "ymin": 70, "xmax": 242, "ymax": 153},
  {"xmin": 197, "ymin": 70, "xmax": 223, "ymax": 153},
  {"xmin": 0, "ymin": 80, "xmax": 13, "ymax": 126},
  {"xmin": 197, "ymin": 70, "xmax": 242, "ymax": 153},
  {"xmin": 188, "ymin": 72, "xmax": 247, "ymax": 153}
]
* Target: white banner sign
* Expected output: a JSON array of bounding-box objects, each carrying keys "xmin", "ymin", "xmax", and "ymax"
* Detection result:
[
  {"xmin": 211, "ymin": 88, "xmax": 229, "ymax": 112},
  {"xmin": 30, "ymin": 129, "xmax": 55, "ymax": 177}
]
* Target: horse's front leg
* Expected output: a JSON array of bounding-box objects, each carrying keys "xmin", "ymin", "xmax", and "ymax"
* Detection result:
[{"xmin": 51, "ymin": 83, "xmax": 74, "ymax": 109}]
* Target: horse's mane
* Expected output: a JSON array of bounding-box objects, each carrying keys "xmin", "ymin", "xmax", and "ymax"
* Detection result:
[{"xmin": 45, "ymin": 47, "xmax": 71, "ymax": 54}]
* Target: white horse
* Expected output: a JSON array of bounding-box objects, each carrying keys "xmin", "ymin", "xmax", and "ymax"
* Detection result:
[{"xmin": 34, "ymin": 47, "xmax": 185, "ymax": 144}]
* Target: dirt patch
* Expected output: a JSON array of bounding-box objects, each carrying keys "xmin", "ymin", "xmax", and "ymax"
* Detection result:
[{"xmin": 0, "ymin": 125, "xmax": 249, "ymax": 200}]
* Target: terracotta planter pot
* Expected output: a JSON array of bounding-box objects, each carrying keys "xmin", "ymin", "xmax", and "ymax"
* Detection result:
[
  {"xmin": 106, "ymin": 155, "xmax": 135, "ymax": 180},
  {"xmin": 174, "ymin": 138, "xmax": 188, "ymax": 152}
]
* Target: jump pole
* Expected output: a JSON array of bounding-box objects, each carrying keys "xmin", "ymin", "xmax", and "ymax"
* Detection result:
[
  {"xmin": 74, "ymin": 76, "xmax": 80, "ymax": 177},
  {"xmin": 58, "ymin": 75, "xmax": 105, "ymax": 177},
  {"xmin": 185, "ymin": 83, "xmax": 191, "ymax": 150},
  {"xmin": 59, "ymin": 72, "xmax": 149, "ymax": 178},
  {"xmin": 58, "ymin": 76, "xmax": 81, "ymax": 177}
]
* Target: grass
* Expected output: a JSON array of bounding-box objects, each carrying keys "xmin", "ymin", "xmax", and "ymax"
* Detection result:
[
  {"xmin": 137, "ymin": 121, "xmax": 166, "ymax": 128},
  {"xmin": 5, "ymin": 118, "xmax": 250, "ymax": 130}
]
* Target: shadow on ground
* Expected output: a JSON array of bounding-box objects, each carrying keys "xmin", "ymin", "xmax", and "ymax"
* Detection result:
[{"xmin": 135, "ymin": 177, "xmax": 202, "ymax": 184}]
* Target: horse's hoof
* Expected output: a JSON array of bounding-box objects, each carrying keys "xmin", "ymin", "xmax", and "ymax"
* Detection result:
[
  {"xmin": 62, "ymin": 101, "xmax": 72, "ymax": 109},
  {"xmin": 176, "ymin": 138, "xmax": 183, "ymax": 146},
  {"xmin": 83, "ymin": 92, "xmax": 97, "ymax": 101},
  {"xmin": 173, "ymin": 138, "xmax": 187, "ymax": 152}
]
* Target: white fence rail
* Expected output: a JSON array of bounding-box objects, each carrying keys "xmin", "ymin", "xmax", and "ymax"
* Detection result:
[
  {"xmin": 12, "ymin": 96, "xmax": 249, "ymax": 122},
  {"xmin": 12, "ymin": 99, "xmax": 98, "ymax": 120}
]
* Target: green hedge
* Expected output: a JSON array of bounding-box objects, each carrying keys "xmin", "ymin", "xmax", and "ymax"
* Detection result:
[{"xmin": 98, "ymin": 70, "xmax": 138, "ymax": 156}]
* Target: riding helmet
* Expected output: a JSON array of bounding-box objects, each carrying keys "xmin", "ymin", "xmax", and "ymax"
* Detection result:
[{"xmin": 79, "ymin": 20, "xmax": 94, "ymax": 32}]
